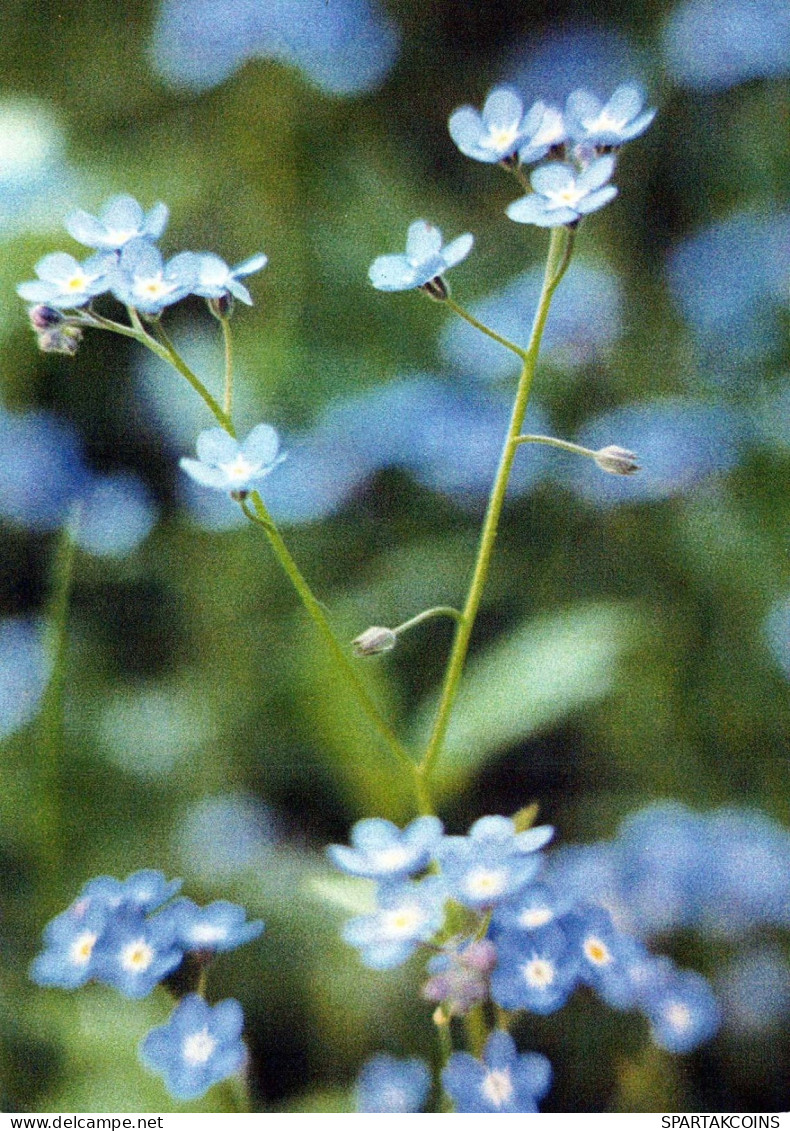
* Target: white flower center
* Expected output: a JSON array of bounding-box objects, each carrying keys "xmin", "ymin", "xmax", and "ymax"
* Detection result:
[
  {"xmin": 586, "ymin": 109, "xmax": 626, "ymax": 134},
  {"xmin": 583, "ymin": 935, "xmax": 613, "ymax": 966},
  {"xmin": 464, "ymin": 867, "xmax": 507, "ymax": 900},
  {"xmin": 69, "ymin": 930, "xmax": 98, "ymax": 966},
  {"xmin": 665, "ymin": 1002, "xmax": 692, "ymax": 1031},
  {"xmin": 481, "ymin": 1067, "xmax": 514, "ymax": 1108},
  {"xmin": 372, "ymin": 845, "xmax": 411, "ymax": 870},
  {"xmin": 120, "ymin": 938, "xmax": 154, "ymax": 972},
  {"xmin": 106, "ymin": 227, "xmax": 137, "ymax": 246},
  {"xmin": 486, "ymin": 124, "xmax": 519, "ymax": 152},
  {"xmin": 547, "ymin": 184, "xmax": 585, "ymax": 209},
  {"xmin": 382, "ymin": 904, "xmax": 424, "ymax": 938},
  {"xmin": 518, "ymin": 906, "xmax": 554, "ymax": 929},
  {"xmin": 523, "ymin": 957, "xmax": 555, "ymax": 988},
  {"xmin": 183, "ymin": 1026, "xmax": 217, "ymax": 1066},
  {"xmin": 189, "ymin": 924, "xmax": 227, "ymax": 944},
  {"xmin": 219, "ymin": 453, "xmax": 261, "ymax": 482}
]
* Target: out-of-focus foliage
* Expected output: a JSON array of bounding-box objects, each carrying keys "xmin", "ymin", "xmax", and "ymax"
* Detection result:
[{"xmin": 1, "ymin": 0, "xmax": 789, "ymax": 1114}]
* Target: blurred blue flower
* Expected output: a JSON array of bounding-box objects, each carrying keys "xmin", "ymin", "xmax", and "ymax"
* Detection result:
[
  {"xmin": 355, "ymin": 1054, "xmax": 431, "ymax": 1113},
  {"xmin": 342, "ymin": 877, "xmax": 446, "ymax": 969},
  {"xmin": 507, "ymin": 157, "xmax": 618, "ymax": 228},
  {"xmin": 489, "ymin": 883, "xmax": 567, "ymax": 935},
  {"xmin": 29, "ymin": 901, "xmax": 111, "ymax": 990},
  {"xmin": 717, "ymin": 945, "xmax": 790, "ymax": 1035},
  {"xmin": 328, "ymin": 816, "xmax": 443, "ymax": 880},
  {"xmin": 448, "ymin": 87, "xmax": 535, "ymax": 164},
  {"xmin": 699, "ymin": 809, "xmax": 790, "ymax": 935},
  {"xmin": 565, "ymin": 905, "xmax": 641, "ymax": 1003},
  {"xmin": 176, "ymin": 793, "xmax": 278, "ymax": 877},
  {"xmin": 169, "ymin": 898, "xmax": 264, "ymax": 953},
  {"xmin": 564, "ymin": 84, "xmax": 656, "ymax": 147},
  {"xmin": 440, "ymin": 263, "xmax": 623, "ymax": 380},
  {"xmin": 180, "ymin": 424, "xmax": 285, "ymax": 494},
  {"xmin": 667, "ymin": 211, "xmax": 790, "ymax": 382},
  {"xmin": 80, "ymin": 870, "xmax": 183, "ymax": 914},
  {"xmin": 17, "ymin": 251, "xmax": 116, "ymax": 309},
  {"xmin": 0, "ymin": 409, "xmax": 88, "ymax": 532},
  {"xmin": 140, "ymin": 994, "xmax": 246, "ymax": 1100},
  {"xmin": 565, "ymin": 399, "xmax": 747, "ymax": 505},
  {"xmin": 91, "ymin": 907, "xmax": 184, "ymax": 999},
  {"xmin": 74, "ymin": 471, "xmax": 157, "ymax": 558},
  {"xmin": 150, "ymin": 0, "xmax": 400, "ymax": 96},
  {"xmin": 644, "ymin": 969, "xmax": 721, "ymax": 1053},
  {"xmin": 0, "ymin": 98, "xmax": 77, "ymax": 238},
  {"xmin": 0, "ymin": 617, "xmax": 50, "ymax": 741},
  {"xmin": 109, "ymin": 240, "xmax": 199, "ymax": 315},
  {"xmin": 662, "ymin": 0, "xmax": 790, "ymax": 90},
  {"xmin": 517, "ymin": 104, "xmax": 568, "ymax": 165},
  {"xmin": 491, "ymin": 923, "xmax": 581, "ymax": 1014},
  {"xmin": 190, "ymin": 252, "xmax": 268, "ymax": 306},
  {"xmin": 435, "ymin": 817, "xmax": 553, "ymax": 911},
  {"xmin": 66, "ymin": 194, "xmax": 169, "ymax": 251},
  {"xmin": 369, "ymin": 221, "xmax": 474, "ymax": 293},
  {"xmin": 506, "ymin": 24, "xmax": 648, "ymax": 108},
  {"xmin": 442, "ymin": 1030, "xmax": 552, "ymax": 1113}
]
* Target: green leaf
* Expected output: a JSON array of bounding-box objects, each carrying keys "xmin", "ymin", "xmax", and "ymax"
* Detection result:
[{"xmin": 413, "ymin": 601, "xmax": 643, "ymax": 797}]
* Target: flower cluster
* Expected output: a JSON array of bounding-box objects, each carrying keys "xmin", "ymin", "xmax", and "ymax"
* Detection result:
[
  {"xmin": 17, "ymin": 193, "xmax": 267, "ymax": 323},
  {"xmin": 30, "ymin": 870, "xmax": 263, "ymax": 1100},
  {"xmin": 329, "ymin": 813, "xmax": 720, "ymax": 1111}
]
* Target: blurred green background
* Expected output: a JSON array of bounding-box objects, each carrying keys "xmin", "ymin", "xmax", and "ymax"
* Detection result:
[{"xmin": 1, "ymin": 0, "xmax": 789, "ymax": 1113}]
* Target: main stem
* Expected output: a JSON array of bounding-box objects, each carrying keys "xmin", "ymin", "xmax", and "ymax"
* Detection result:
[{"xmin": 418, "ymin": 227, "xmax": 574, "ymax": 786}]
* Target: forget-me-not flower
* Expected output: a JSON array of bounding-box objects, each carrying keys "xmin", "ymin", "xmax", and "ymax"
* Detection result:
[
  {"xmin": 180, "ymin": 425, "xmax": 285, "ymax": 494},
  {"xmin": 109, "ymin": 239, "xmax": 199, "ymax": 315},
  {"xmin": 79, "ymin": 870, "xmax": 183, "ymax": 914},
  {"xmin": 442, "ymin": 1030, "xmax": 552, "ymax": 1113},
  {"xmin": 564, "ymin": 84, "xmax": 656, "ymax": 147},
  {"xmin": 66, "ymin": 194, "xmax": 169, "ymax": 251},
  {"xmin": 448, "ymin": 87, "xmax": 535, "ymax": 163},
  {"xmin": 506, "ymin": 156, "xmax": 618, "ymax": 227},
  {"xmin": 190, "ymin": 252, "xmax": 268, "ymax": 305},
  {"xmin": 168, "ymin": 898, "xmax": 265, "ymax": 953},
  {"xmin": 491, "ymin": 922, "xmax": 580, "ymax": 1014},
  {"xmin": 644, "ymin": 969, "xmax": 721, "ymax": 1053},
  {"xmin": 17, "ymin": 251, "xmax": 116, "ymax": 309},
  {"xmin": 140, "ymin": 994, "xmax": 247, "ymax": 1100},
  {"xmin": 91, "ymin": 907, "xmax": 184, "ymax": 999},
  {"xmin": 436, "ymin": 816, "xmax": 553, "ymax": 910},
  {"xmin": 517, "ymin": 104, "xmax": 568, "ymax": 164},
  {"xmin": 327, "ymin": 816, "xmax": 443, "ymax": 880},
  {"xmin": 29, "ymin": 901, "xmax": 113, "ymax": 990},
  {"xmin": 354, "ymin": 1054, "xmax": 431, "ymax": 1113},
  {"xmin": 342, "ymin": 877, "xmax": 446, "ymax": 969},
  {"xmin": 368, "ymin": 220, "xmax": 473, "ymax": 293}
]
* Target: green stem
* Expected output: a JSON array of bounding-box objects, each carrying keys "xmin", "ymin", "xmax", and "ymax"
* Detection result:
[
  {"xmin": 433, "ymin": 1012, "xmax": 455, "ymax": 1112},
  {"xmin": 393, "ymin": 606, "xmax": 463, "ymax": 635},
  {"xmin": 444, "ymin": 298, "xmax": 526, "ymax": 360},
  {"xmin": 513, "ymin": 433, "xmax": 597, "ymax": 458},
  {"xmin": 239, "ymin": 498, "xmax": 427, "ymax": 811},
  {"xmin": 419, "ymin": 226, "xmax": 574, "ymax": 785},
  {"xmin": 36, "ymin": 512, "xmax": 80, "ymax": 889},
  {"xmin": 220, "ymin": 316, "xmax": 234, "ymax": 418}
]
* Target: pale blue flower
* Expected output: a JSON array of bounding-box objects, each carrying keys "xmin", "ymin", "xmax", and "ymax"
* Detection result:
[
  {"xmin": 368, "ymin": 220, "xmax": 473, "ymax": 292},
  {"xmin": 91, "ymin": 907, "xmax": 184, "ymax": 999},
  {"xmin": 328, "ymin": 816, "xmax": 443, "ymax": 880},
  {"xmin": 109, "ymin": 239, "xmax": 199, "ymax": 315},
  {"xmin": 140, "ymin": 995, "xmax": 246, "ymax": 1100},
  {"xmin": 342, "ymin": 877, "xmax": 446, "ymax": 969},
  {"xmin": 66, "ymin": 194, "xmax": 169, "ymax": 251},
  {"xmin": 168, "ymin": 898, "xmax": 264, "ymax": 953},
  {"xmin": 448, "ymin": 87, "xmax": 535, "ymax": 163},
  {"xmin": 17, "ymin": 251, "xmax": 115, "ymax": 309},
  {"xmin": 190, "ymin": 252, "xmax": 268, "ymax": 305},
  {"xmin": 180, "ymin": 425, "xmax": 285, "ymax": 493},
  {"xmin": 564, "ymin": 84, "xmax": 656, "ymax": 147},
  {"xmin": 644, "ymin": 969, "xmax": 721, "ymax": 1053},
  {"xmin": 517, "ymin": 104, "xmax": 567, "ymax": 164},
  {"xmin": 506, "ymin": 156, "xmax": 617, "ymax": 227},
  {"xmin": 663, "ymin": 0, "xmax": 790, "ymax": 91},
  {"xmin": 443, "ymin": 1031, "xmax": 552, "ymax": 1113},
  {"xmin": 355, "ymin": 1054, "xmax": 431, "ymax": 1113}
]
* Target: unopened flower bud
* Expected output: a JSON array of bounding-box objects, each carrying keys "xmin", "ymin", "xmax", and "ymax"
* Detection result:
[
  {"xmin": 460, "ymin": 938, "xmax": 497, "ymax": 975},
  {"xmin": 593, "ymin": 445, "xmax": 640, "ymax": 475},
  {"xmin": 352, "ymin": 626, "xmax": 397, "ymax": 657},
  {"xmin": 37, "ymin": 324, "xmax": 83, "ymax": 356},
  {"xmin": 419, "ymin": 276, "xmax": 449, "ymax": 301},
  {"xmin": 29, "ymin": 304, "xmax": 64, "ymax": 331}
]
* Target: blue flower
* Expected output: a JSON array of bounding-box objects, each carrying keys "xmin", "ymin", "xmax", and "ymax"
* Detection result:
[
  {"xmin": 79, "ymin": 870, "xmax": 183, "ymax": 913},
  {"xmin": 91, "ymin": 906, "xmax": 184, "ymax": 999},
  {"xmin": 17, "ymin": 251, "xmax": 116, "ymax": 309},
  {"xmin": 490, "ymin": 923, "xmax": 580, "ymax": 1014},
  {"xmin": 448, "ymin": 87, "xmax": 535, "ymax": 163},
  {"xmin": 0, "ymin": 409, "xmax": 89, "ymax": 532},
  {"xmin": 66, "ymin": 194, "xmax": 169, "ymax": 251},
  {"xmin": 564, "ymin": 906, "xmax": 639, "ymax": 1003},
  {"xmin": 517, "ymin": 104, "xmax": 568, "ymax": 164},
  {"xmin": 328, "ymin": 816, "xmax": 443, "ymax": 880},
  {"xmin": 644, "ymin": 969, "xmax": 721, "ymax": 1053},
  {"xmin": 169, "ymin": 898, "xmax": 264, "ymax": 953},
  {"xmin": 140, "ymin": 994, "xmax": 247, "ymax": 1100},
  {"xmin": 109, "ymin": 239, "xmax": 199, "ymax": 315},
  {"xmin": 0, "ymin": 616, "xmax": 50, "ymax": 741},
  {"xmin": 442, "ymin": 1030, "xmax": 552, "ymax": 1113},
  {"xmin": 662, "ymin": 0, "xmax": 790, "ymax": 91},
  {"xmin": 342, "ymin": 877, "xmax": 446, "ymax": 969},
  {"xmin": 368, "ymin": 220, "xmax": 473, "ymax": 292},
  {"xmin": 74, "ymin": 471, "xmax": 158, "ymax": 559},
  {"xmin": 180, "ymin": 425, "xmax": 285, "ymax": 494},
  {"xmin": 564, "ymin": 84, "xmax": 656, "ymax": 147},
  {"xmin": 29, "ymin": 901, "xmax": 112, "ymax": 990},
  {"xmin": 489, "ymin": 883, "xmax": 566, "ymax": 935},
  {"xmin": 506, "ymin": 156, "xmax": 617, "ymax": 227},
  {"xmin": 436, "ymin": 816, "xmax": 553, "ymax": 911},
  {"xmin": 355, "ymin": 1054, "xmax": 431, "ymax": 1113},
  {"xmin": 190, "ymin": 252, "xmax": 268, "ymax": 305}
]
